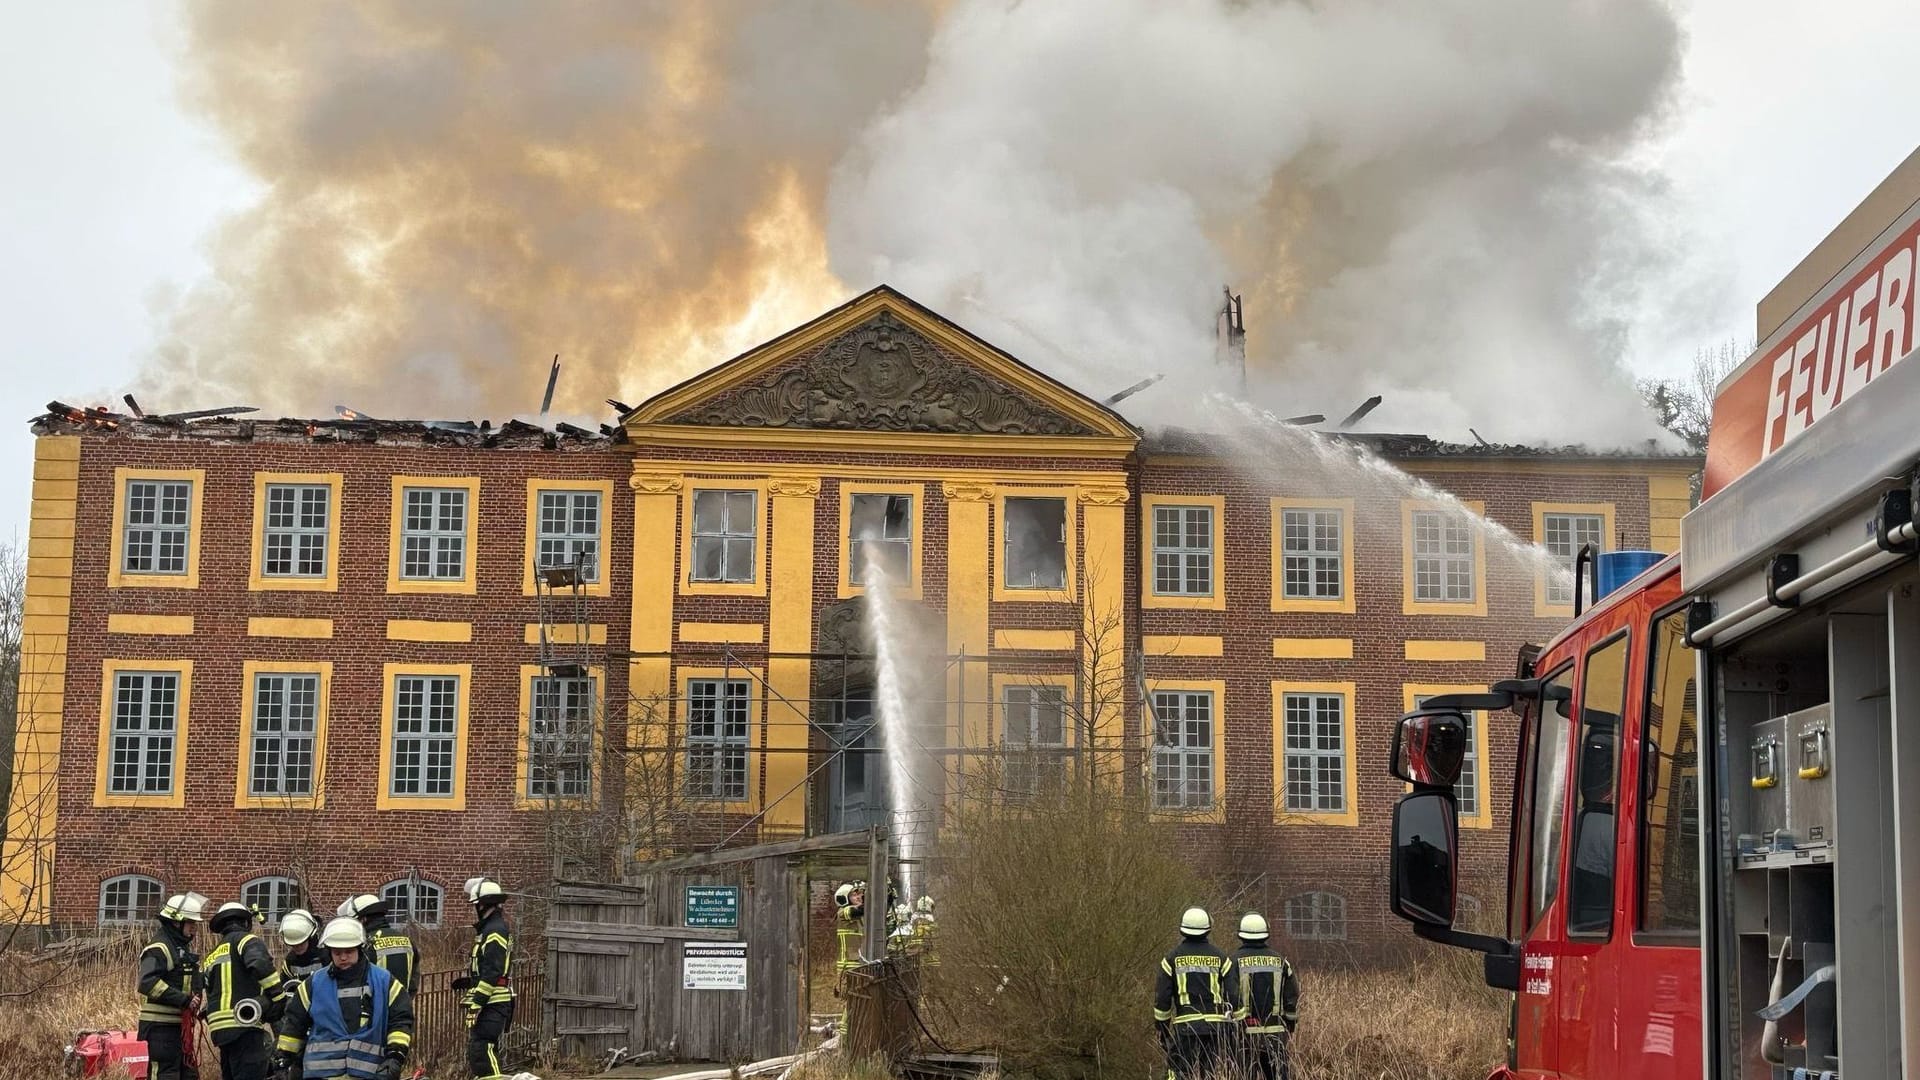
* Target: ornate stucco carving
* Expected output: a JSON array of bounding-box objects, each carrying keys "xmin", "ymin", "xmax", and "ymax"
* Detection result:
[
  {"xmin": 630, "ymin": 471, "xmax": 684, "ymax": 494},
  {"xmin": 1079, "ymin": 485, "xmax": 1131, "ymax": 506},
  {"xmin": 768, "ymin": 477, "xmax": 822, "ymax": 499},
  {"xmin": 667, "ymin": 312, "xmax": 1097, "ymax": 436},
  {"xmin": 941, "ymin": 481, "xmax": 995, "ymax": 503}
]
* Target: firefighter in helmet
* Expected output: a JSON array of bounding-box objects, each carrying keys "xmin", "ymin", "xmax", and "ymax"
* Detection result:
[
  {"xmin": 834, "ymin": 882, "xmax": 865, "ymax": 971},
  {"xmin": 461, "ymin": 877, "xmax": 515, "ymax": 1080},
  {"xmin": 138, "ymin": 892, "xmax": 207, "ymax": 1080},
  {"xmin": 910, "ymin": 895, "xmax": 938, "ymax": 967},
  {"xmin": 340, "ymin": 893, "xmax": 415, "ymax": 989},
  {"xmin": 1230, "ymin": 913, "xmax": 1300, "ymax": 1080},
  {"xmin": 275, "ymin": 917, "xmax": 414, "ymax": 1080},
  {"xmin": 1153, "ymin": 907, "xmax": 1238, "ymax": 1080},
  {"xmin": 203, "ymin": 902, "xmax": 285, "ymax": 1079},
  {"xmin": 277, "ymin": 908, "xmax": 326, "ymax": 987}
]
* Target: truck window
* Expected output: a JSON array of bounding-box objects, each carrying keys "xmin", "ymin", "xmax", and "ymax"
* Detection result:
[
  {"xmin": 1637, "ymin": 609, "xmax": 1701, "ymax": 938},
  {"xmin": 1569, "ymin": 632, "xmax": 1629, "ymax": 937},
  {"xmin": 1528, "ymin": 665, "xmax": 1576, "ymax": 930}
]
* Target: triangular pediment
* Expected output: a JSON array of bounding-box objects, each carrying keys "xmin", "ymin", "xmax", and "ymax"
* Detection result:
[{"xmin": 628, "ymin": 287, "xmax": 1139, "ymax": 445}]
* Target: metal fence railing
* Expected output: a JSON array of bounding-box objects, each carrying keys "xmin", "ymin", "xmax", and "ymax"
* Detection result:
[{"xmin": 409, "ymin": 960, "xmax": 547, "ymax": 1075}]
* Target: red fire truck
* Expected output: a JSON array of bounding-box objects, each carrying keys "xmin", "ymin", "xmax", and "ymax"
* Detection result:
[{"xmin": 1388, "ymin": 147, "xmax": 1920, "ymax": 1079}]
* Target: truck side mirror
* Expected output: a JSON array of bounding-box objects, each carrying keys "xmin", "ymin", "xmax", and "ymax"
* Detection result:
[
  {"xmin": 1391, "ymin": 791, "xmax": 1459, "ymax": 927},
  {"xmin": 1391, "ymin": 710, "xmax": 1469, "ymax": 787}
]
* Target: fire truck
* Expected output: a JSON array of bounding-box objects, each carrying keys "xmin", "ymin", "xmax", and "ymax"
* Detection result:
[{"xmin": 1387, "ymin": 146, "xmax": 1920, "ymax": 1079}]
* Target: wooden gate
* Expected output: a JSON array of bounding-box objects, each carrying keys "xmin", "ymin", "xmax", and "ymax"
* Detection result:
[{"xmin": 546, "ymin": 830, "xmax": 874, "ymax": 1063}]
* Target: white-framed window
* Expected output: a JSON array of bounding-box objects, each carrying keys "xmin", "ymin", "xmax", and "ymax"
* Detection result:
[
  {"xmin": 1543, "ymin": 512, "xmax": 1606, "ymax": 606},
  {"xmin": 241, "ymin": 876, "xmax": 303, "ymax": 926},
  {"xmin": 109, "ymin": 671, "xmax": 180, "ymax": 796},
  {"xmin": 1282, "ymin": 693, "xmax": 1346, "ymax": 813},
  {"xmin": 1285, "ymin": 891, "xmax": 1348, "ymax": 941},
  {"xmin": 390, "ymin": 675, "xmax": 459, "ymax": 797},
  {"xmin": 99, "ymin": 875, "xmax": 164, "ymax": 925},
  {"xmin": 1151, "ymin": 690, "xmax": 1215, "ymax": 811},
  {"xmin": 685, "ymin": 679, "xmax": 750, "ymax": 800},
  {"xmin": 400, "ymin": 487, "xmax": 468, "ymax": 581},
  {"xmin": 381, "ymin": 879, "xmax": 443, "ymax": 929},
  {"xmin": 1412, "ymin": 510, "xmax": 1475, "ymax": 603},
  {"xmin": 1002, "ymin": 685, "xmax": 1068, "ymax": 796},
  {"xmin": 530, "ymin": 675, "xmax": 595, "ymax": 799},
  {"xmin": 123, "ymin": 479, "xmax": 193, "ymax": 575},
  {"xmin": 1281, "ymin": 507, "xmax": 1343, "ymax": 600},
  {"xmin": 1003, "ymin": 497, "xmax": 1068, "ymax": 590},
  {"xmin": 263, "ymin": 483, "xmax": 331, "ymax": 578},
  {"xmin": 250, "ymin": 672, "xmax": 320, "ymax": 798},
  {"xmin": 536, "ymin": 489, "xmax": 601, "ymax": 582},
  {"xmin": 691, "ymin": 490, "xmax": 758, "ymax": 583},
  {"xmin": 849, "ymin": 493, "xmax": 912, "ymax": 585},
  {"xmin": 1415, "ymin": 695, "xmax": 1479, "ymax": 818},
  {"xmin": 1152, "ymin": 506, "xmax": 1214, "ymax": 597}
]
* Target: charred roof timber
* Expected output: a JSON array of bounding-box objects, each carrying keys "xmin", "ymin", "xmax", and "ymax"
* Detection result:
[{"xmin": 32, "ymin": 400, "xmax": 620, "ymax": 449}]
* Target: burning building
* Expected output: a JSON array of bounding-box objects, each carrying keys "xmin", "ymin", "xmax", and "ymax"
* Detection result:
[{"xmin": 4, "ymin": 286, "xmax": 1696, "ymax": 949}]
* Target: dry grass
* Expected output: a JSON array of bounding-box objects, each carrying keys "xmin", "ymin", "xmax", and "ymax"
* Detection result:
[
  {"xmin": 0, "ymin": 932, "xmax": 156, "ymax": 1077},
  {"xmin": 1287, "ymin": 950, "xmax": 1506, "ymax": 1080}
]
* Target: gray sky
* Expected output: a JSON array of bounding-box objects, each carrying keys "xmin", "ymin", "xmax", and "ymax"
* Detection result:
[{"xmin": 1, "ymin": 0, "xmax": 1916, "ymax": 542}]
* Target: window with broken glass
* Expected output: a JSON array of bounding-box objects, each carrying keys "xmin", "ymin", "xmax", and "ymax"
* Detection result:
[
  {"xmin": 849, "ymin": 493, "xmax": 912, "ymax": 585},
  {"xmin": 691, "ymin": 490, "xmax": 758, "ymax": 583},
  {"xmin": 1003, "ymin": 497, "xmax": 1067, "ymax": 590}
]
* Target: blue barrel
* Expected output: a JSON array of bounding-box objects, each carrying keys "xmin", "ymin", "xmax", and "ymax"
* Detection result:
[{"xmin": 1594, "ymin": 550, "xmax": 1665, "ymax": 601}]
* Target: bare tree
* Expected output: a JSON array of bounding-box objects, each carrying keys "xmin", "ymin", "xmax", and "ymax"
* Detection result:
[
  {"xmin": 0, "ymin": 540, "xmax": 22, "ymax": 847},
  {"xmin": 1639, "ymin": 339, "xmax": 1746, "ymax": 454}
]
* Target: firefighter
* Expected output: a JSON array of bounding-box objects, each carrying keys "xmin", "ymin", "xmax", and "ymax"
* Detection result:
[
  {"xmin": 274, "ymin": 917, "xmax": 413, "ymax": 1080},
  {"xmin": 340, "ymin": 893, "xmax": 416, "ymax": 989},
  {"xmin": 1230, "ymin": 914, "xmax": 1300, "ymax": 1080},
  {"xmin": 461, "ymin": 877, "xmax": 515, "ymax": 1080},
  {"xmin": 278, "ymin": 908, "xmax": 327, "ymax": 986},
  {"xmin": 910, "ymin": 895, "xmax": 938, "ymax": 967},
  {"xmin": 888, "ymin": 903, "xmax": 914, "ymax": 955},
  {"xmin": 203, "ymin": 902, "xmax": 286, "ymax": 1080},
  {"xmin": 1153, "ymin": 907, "xmax": 1237, "ymax": 1080},
  {"xmin": 138, "ymin": 892, "xmax": 208, "ymax": 1080},
  {"xmin": 834, "ymin": 882, "xmax": 865, "ymax": 971}
]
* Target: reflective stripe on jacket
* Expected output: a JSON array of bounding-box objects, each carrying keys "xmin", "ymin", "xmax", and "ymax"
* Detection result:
[
  {"xmin": 1153, "ymin": 937, "xmax": 1237, "ymax": 1025},
  {"xmin": 1231, "ymin": 945, "xmax": 1300, "ymax": 1034},
  {"xmin": 204, "ymin": 930, "xmax": 284, "ymax": 1033},
  {"xmin": 136, "ymin": 925, "xmax": 197, "ymax": 1024},
  {"xmin": 468, "ymin": 909, "xmax": 515, "ymax": 1005},
  {"xmin": 367, "ymin": 926, "xmax": 415, "ymax": 989},
  {"xmin": 835, "ymin": 905, "xmax": 863, "ymax": 970},
  {"xmin": 303, "ymin": 963, "xmax": 392, "ymax": 1078}
]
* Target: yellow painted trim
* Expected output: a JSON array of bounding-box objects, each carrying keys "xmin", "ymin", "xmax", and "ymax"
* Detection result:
[
  {"xmin": 680, "ymin": 478, "xmax": 771, "ymax": 597},
  {"xmin": 376, "ymin": 663, "xmax": 472, "ymax": 811},
  {"xmin": 988, "ymin": 673, "xmax": 1078, "ymax": 745},
  {"xmin": 632, "ymin": 424, "xmax": 1137, "ymax": 460},
  {"xmin": 1404, "ymin": 640, "xmax": 1487, "ymax": 662},
  {"xmin": 678, "ymin": 665, "xmax": 766, "ymax": 814},
  {"xmin": 679, "ymin": 622, "xmax": 766, "ymax": 644},
  {"xmin": 514, "ymin": 663, "xmax": 605, "ymax": 810},
  {"xmin": 1401, "ymin": 499, "xmax": 1489, "ymax": 617},
  {"xmin": 248, "ymin": 472, "xmax": 344, "ymax": 592},
  {"xmin": 1405, "ymin": 683, "xmax": 1493, "ymax": 830},
  {"xmin": 107, "ymin": 467, "xmax": 205, "ymax": 589},
  {"xmin": 1272, "ymin": 679, "xmax": 1359, "ymax": 827},
  {"xmin": 1531, "ymin": 501, "xmax": 1617, "ymax": 617},
  {"xmin": 634, "ymin": 459, "xmax": 1129, "ymax": 489},
  {"xmin": 385, "ymin": 619, "xmax": 474, "ymax": 643},
  {"xmin": 523, "ymin": 623, "xmax": 608, "ymax": 646},
  {"xmin": 234, "ymin": 660, "xmax": 333, "ymax": 810},
  {"xmin": 386, "ymin": 476, "xmax": 481, "ymax": 596},
  {"xmin": 765, "ymin": 475, "xmax": 819, "ymax": 831},
  {"xmin": 1270, "ymin": 498, "xmax": 1357, "ymax": 614},
  {"xmin": 1648, "ymin": 474, "xmax": 1690, "ymax": 555},
  {"xmin": 627, "ymin": 289, "xmax": 1138, "ymax": 443},
  {"xmin": 1081, "ymin": 486, "xmax": 1130, "ymax": 779},
  {"xmin": 992, "ymin": 486, "xmax": 1078, "ymax": 603},
  {"xmin": 248, "ymin": 617, "xmax": 334, "ymax": 639},
  {"xmin": 1140, "ymin": 494, "xmax": 1226, "ymax": 610},
  {"xmin": 522, "ymin": 478, "xmax": 615, "ymax": 597},
  {"xmin": 629, "ymin": 470, "xmax": 680, "ymax": 772},
  {"xmin": 836, "ymin": 481, "xmax": 927, "ymax": 599},
  {"xmin": 1143, "ymin": 678, "xmax": 1228, "ymax": 823},
  {"xmin": 94, "ymin": 659, "xmax": 193, "ymax": 809},
  {"xmin": 1272, "ymin": 638, "xmax": 1353, "ymax": 660},
  {"xmin": 992, "ymin": 629, "xmax": 1076, "ymax": 651},
  {"xmin": 945, "ymin": 482, "xmax": 993, "ymax": 765},
  {"xmin": 1143, "ymin": 635, "xmax": 1223, "ymax": 657},
  {"xmin": 107, "ymin": 614, "xmax": 195, "ymax": 636}
]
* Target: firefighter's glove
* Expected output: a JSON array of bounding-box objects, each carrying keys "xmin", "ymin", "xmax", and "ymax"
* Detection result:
[
  {"xmin": 450, "ymin": 975, "xmax": 476, "ymax": 992},
  {"xmin": 466, "ymin": 989, "xmax": 490, "ymax": 1011},
  {"xmin": 374, "ymin": 1057, "xmax": 403, "ymax": 1080}
]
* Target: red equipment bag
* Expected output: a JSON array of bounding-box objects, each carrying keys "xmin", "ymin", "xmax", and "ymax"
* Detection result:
[{"xmin": 65, "ymin": 1030, "xmax": 150, "ymax": 1079}]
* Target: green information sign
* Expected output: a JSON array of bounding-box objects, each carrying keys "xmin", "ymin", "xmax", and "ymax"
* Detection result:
[{"xmin": 685, "ymin": 885, "xmax": 740, "ymax": 928}]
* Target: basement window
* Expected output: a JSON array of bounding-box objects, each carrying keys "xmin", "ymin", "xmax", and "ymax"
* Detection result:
[
  {"xmin": 241, "ymin": 876, "xmax": 303, "ymax": 926},
  {"xmin": 1003, "ymin": 497, "xmax": 1068, "ymax": 591},
  {"xmin": 381, "ymin": 879, "xmax": 442, "ymax": 929},
  {"xmin": 849, "ymin": 493, "xmax": 912, "ymax": 586},
  {"xmin": 99, "ymin": 875, "xmax": 163, "ymax": 925},
  {"xmin": 1285, "ymin": 891, "xmax": 1348, "ymax": 941}
]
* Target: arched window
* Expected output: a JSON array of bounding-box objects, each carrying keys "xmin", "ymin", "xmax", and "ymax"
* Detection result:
[
  {"xmin": 381, "ymin": 879, "xmax": 443, "ymax": 929},
  {"xmin": 1284, "ymin": 891, "xmax": 1348, "ymax": 941},
  {"xmin": 241, "ymin": 876, "xmax": 303, "ymax": 926},
  {"xmin": 100, "ymin": 875, "xmax": 164, "ymax": 925}
]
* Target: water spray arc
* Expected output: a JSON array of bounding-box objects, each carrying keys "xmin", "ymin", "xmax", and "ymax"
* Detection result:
[{"xmin": 856, "ymin": 543, "xmax": 926, "ymax": 901}]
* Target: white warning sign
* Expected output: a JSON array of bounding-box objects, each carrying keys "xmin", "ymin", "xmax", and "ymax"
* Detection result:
[{"xmin": 683, "ymin": 942, "xmax": 748, "ymax": 991}]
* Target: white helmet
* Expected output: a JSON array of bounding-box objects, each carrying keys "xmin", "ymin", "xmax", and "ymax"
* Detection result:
[
  {"xmin": 834, "ymin": 884, "xmax": 854, "ymax": 906},
  {"xmin": 160, "ymin": 892, "xmax": 208, "ymax": 923},
  {"xmin": 319, "ymin": 917, "xmax": 367, "ymax": 949},
  {"xmin": 280, "ymin": 909, "xmax": 319, "ymax": 947},
  {"xmin": 1239, "ymin": 913, "xmax": 1270, "ymax": 941},
  {"xmin": 466, "ymin": 877, "xmax": 506, "ymax": 905},
  {"xmin": 339, "ymin": 893, "xmax": 386, "ymax": 919},
  {"xmin": 211, "ymin": 902, "xmax": 256, "ymax": 931},
  {"xmin": 916, "ymin": 895, "xmax": 935, "ymax": 914},
  {"xmin": 1179, "ymin": 907, "xmax": 1211, "ymax": 936},
  {"xmin": 894, "ymin": 903, "xmax": 911, "ymax": 920}
]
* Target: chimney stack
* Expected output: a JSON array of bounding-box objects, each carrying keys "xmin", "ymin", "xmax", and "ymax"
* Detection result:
[{"xmin": 1215, "ymin": 286, "xmax": 1246, "ymax": 391}]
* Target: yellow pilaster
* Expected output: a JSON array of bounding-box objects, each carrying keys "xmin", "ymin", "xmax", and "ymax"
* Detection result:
[
  {"xmin": 1648, "ymin": 472, "xmax": 1691, "ymax": 553},
  {"xmin": 627, "ymin": 471, "xmax": 682, "ymax": 762},
  {"xmin": 943, "ymin": 482, "xmax": 993, "ymax": 783},
  {"xmin": 1080, "ymin": 483, "xmax": 1131, "ymax": 780},
  {"xmin": 4, "ymin": 435, "xmax": 80, "ymax": 923},
  {"xmin": 764, "ymin": 476, "xmax": 820, "ymax": 832}
]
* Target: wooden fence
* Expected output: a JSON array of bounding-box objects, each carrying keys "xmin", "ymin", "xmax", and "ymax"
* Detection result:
[{"xmin": 409, "ymin": 960, "xmax": 548, "ymax": 1075}]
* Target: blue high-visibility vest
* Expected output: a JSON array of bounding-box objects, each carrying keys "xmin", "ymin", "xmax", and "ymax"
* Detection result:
[{"xmin": 303, "ymin": 964, "xmax": 391, "ymax": 1079}]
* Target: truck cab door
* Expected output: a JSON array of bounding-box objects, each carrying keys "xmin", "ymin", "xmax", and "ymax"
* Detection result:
[{"xmin": 1512, "ymin": 662, "xmax": 1576, "ymax": 1077}]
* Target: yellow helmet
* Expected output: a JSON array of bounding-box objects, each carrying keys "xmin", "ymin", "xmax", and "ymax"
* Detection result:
[
  {"xmin": 1179, "ymin": 907, "xmax": 1211, "ymax": 935},
  {"xmin": 320, "ymin": 917, "xmax": 367, "ymax": 949},
  {"xmin": 1239, "ymin": 913, "xmax": 1270, "ymax": 941}
]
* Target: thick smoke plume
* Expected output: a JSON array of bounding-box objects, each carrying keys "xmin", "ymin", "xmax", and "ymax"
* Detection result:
[{"xmin": 152, "ymin": 0, "xmax": 1684, "ymax": 445}]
